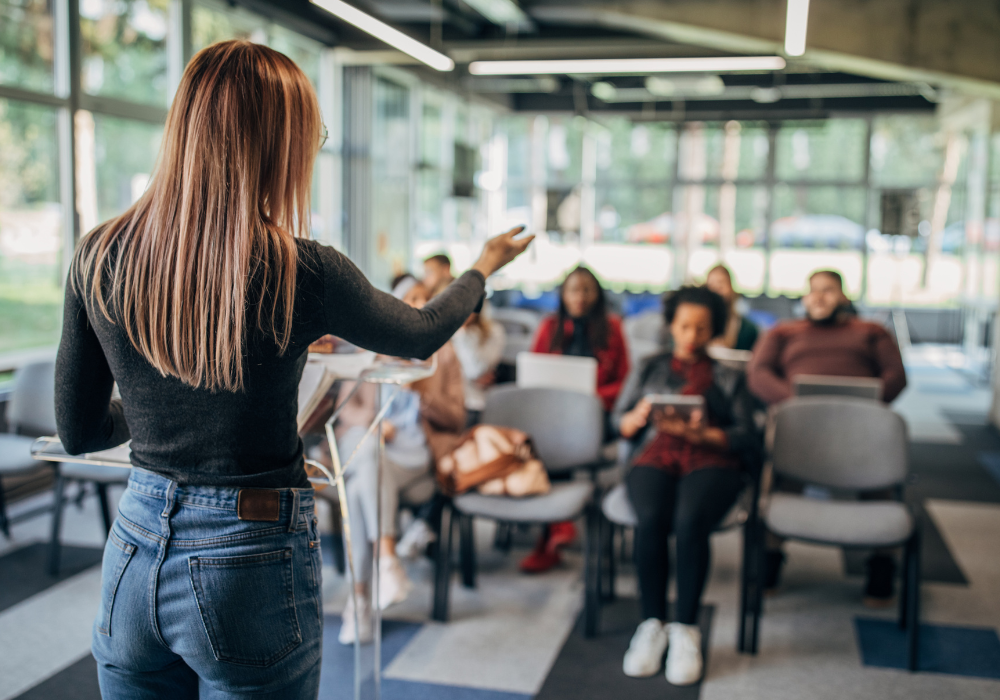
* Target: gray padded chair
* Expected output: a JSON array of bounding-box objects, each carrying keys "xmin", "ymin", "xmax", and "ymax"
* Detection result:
[
  {"xmin": 432, "ymin": 386, "xmax": 605, "ymax": 636},
  {"xmin": 748, "ymin": 396, "xmax": 921, "ymax": 670},
  {"xmin": 0, "ymin": 361, "xmax": 58, "ymax": 537}
]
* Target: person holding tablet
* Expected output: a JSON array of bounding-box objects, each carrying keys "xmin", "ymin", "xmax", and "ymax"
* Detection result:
[
  {"xmin": 55, "ymin": 41, "xmax": 532, "ymax": 699},
  {"xmin": 612, "ymin": 286, "xmax": 760, "ymax": 686}
]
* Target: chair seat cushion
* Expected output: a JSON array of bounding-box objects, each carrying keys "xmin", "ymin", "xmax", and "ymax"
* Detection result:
[
  {"xmin": 0, "ymin": 434, "xmax": 40, "ymax": 473},
  {"xmin": 454, "ymin": 481, "xmax": 594, "ymax": 523},
  {"xmin": 60, "ymin": 463, "xmax": 131, "ymax": 483},
  {"xmin": 602, "ymin": 483, "xmax": 637, "ymax": 527},
  {"xmin": 765, "ymin": 492, "xmax": 914, "ymax": 547}
]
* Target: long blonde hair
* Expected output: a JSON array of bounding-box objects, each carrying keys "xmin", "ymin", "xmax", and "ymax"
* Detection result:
[{"xmin": 72, "ymin": 41, "xmax": 322, "ymax": 392}]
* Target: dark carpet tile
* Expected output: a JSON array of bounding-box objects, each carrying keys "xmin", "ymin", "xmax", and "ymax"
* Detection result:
[
  {"xmin": 535, "ymin": 598, "xmax": 712, "ymax": 700},
  {"xmin": 856, "ymin": 617, "xmax": 1000, "ymax": 679},
  {"xmin": 0, "ymin": 542, "xmax": 104, "ymax": 613}
]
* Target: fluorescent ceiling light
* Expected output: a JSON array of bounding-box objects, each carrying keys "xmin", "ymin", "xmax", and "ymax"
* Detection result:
[
  {"xmin": 311, "ymin": 0, "xmax": 454, "ymax": 71},
  {"xmin": 462, "ymin": 0, "xmax": 534, "ymax": 30},
  {"xmin": 468, "ymin": 56, "xmax": 786, "ymax": 75},
  {"xmin": 784, "ymin": 0, "xmax": 810, "ymax": 57}
]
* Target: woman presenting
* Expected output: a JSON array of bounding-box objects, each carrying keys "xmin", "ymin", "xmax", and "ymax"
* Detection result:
[{"xmin": 55, "ymin": 41, "xmax": 531, "ymax": 699}]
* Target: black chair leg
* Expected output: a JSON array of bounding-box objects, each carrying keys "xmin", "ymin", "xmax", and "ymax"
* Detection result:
[
  {"xmin": 583, "ymin": 507, "xmax": 600, "ymax": 638},
  {"xmin": 603, "ymin": 522, "xmax": 617, "ymax": 603},
  {"xmin": 459, "ymin": 514, "xmax": 477, "ymax": 589},
  {"xmin": 432, "ymin": 504, "xmax": 455, "ymax": 622},
  {"xmin": 738, "ymin": 520, "xmax": 752, "ymax": 653},
  {"xmin": 48, "ymin": 474, "xmax": 67, "ymax": 576},
  {"xmin": 748, "ymin": 519, "xmax": 766, "ymax": 654},
  {"xmin": 0, "ymin": 478, "xmax": 9, "ymax": 538},
  {"xmin": 493, "ymin": 521, "xmax": 513, "ymax": 552},
  {"xmin": 332, "ymin": 533, "xmax": 346, "ymax": 575},
  {"xmin": 96, "ymin": 483, "xmax": 113, "ymax": 536},
  {"xmin": 906, "ymin": 527, "xmax": 921, "ymax": 672}
]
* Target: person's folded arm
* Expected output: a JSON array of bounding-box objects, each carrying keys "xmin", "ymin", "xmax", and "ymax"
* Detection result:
[
  {"xmin": 55, "ymin": 279, "xmax": 130, "ymax": 455},
  {"xmin": 319, "ymin": 245, "xmax": 484, "ymax": 361},
  {"xmin": 873, "ymin": 327, "xmax": 907, "ymax": 402},
  {"xmin": 745, "ymin": 329, "xmax": 792, "ymax": 405}
]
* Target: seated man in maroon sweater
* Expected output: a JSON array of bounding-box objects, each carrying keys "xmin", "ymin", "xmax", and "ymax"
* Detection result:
[{"xmin": 746, "ymin": 269, "xmax": 907, "ymax": 606}]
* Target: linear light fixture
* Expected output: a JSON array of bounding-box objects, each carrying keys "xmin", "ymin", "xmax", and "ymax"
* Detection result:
[
  {"xmin": 462, "ymin": 0, "xmax": 534, "ymax": 31},
  {"xmin": 311, "ymin": 0, "xmax": 454, "ymax": 71},
  {"xmin": 467, "ymin": 56, "xmax": 786, "ymax": 76},
  {"xmin": 784, "ymin": 0, "xmax": 810, "ymax": 57}
]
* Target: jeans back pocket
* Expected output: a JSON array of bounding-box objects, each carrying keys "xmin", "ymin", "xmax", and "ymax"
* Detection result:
[
  {"xmin": 188, "ymin": 548, "xmax": 302, "ymax": 667},
  {"xmin": 97, "ymin": 529, "xmax": 136, "ymax": 637}
]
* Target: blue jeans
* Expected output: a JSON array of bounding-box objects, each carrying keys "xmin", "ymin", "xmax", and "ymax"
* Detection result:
[{"xmin": 92, "ymin": 468, "xmax": 323, "ymax": 699}]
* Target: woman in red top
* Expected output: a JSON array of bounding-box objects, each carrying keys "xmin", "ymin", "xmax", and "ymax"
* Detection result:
[
  {"xmin": 521, "ymin": 267, "xmax": 630, "ymax": 573},
  {"xmin": 530, "ymin": 266, "xmax": 630, "ymax": 411}
]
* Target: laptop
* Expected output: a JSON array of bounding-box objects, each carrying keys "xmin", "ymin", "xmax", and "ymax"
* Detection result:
[
  {"xmin": 516, "ymin": 352, "xmax": 598, "ymax": 396},
  {"xmin": 792, "ymin": 374, "xmax": 884, "ymax": 401}
]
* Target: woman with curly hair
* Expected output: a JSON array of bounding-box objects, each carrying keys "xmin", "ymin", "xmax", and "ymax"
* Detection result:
[{"xmin": 611, "ymin": 286, "xmax": 760, "ymax": 686}]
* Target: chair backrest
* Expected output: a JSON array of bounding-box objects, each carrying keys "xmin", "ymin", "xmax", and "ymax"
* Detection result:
[
  {"xmin": 624, "ymin": 311, "xmax": 664, "ymax": 344},
  {"xmin": 8, "ymin": 360, "xmax": 57, "ymax": 435},
  {"xmin": 481, "ymin": 385, "xmax": 604, "ymax": 472},
  {"xmin": 770, "ymin": 396, "xmax": 908, "ymax": 491}
]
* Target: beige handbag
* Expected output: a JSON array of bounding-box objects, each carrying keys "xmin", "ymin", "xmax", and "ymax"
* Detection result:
[{"xmin": 437, "ymin": 425, "xmax": 551, "ymax": 497}]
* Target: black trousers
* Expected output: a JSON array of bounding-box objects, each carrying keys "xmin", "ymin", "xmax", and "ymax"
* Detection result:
[{"xmin": 626, "ymin": 465, "xmax": 744, "ymax": 624}]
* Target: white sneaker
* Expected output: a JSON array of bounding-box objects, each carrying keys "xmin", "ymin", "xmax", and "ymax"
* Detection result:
[
  {"xmin": 338, "ymin": 593, "xmax": 373, "ymax": 646},
  {"xmin": 665, "ymin": 623, "xmax": 703, "ymax": 686},
  {"xmin": 622, "ymin": 618, "xmax": 669, "ymax": 678},
  {"xmin": 377, "ymin": 555, "xmax": 412, "ymax": 610},
  {"xmin": 396, "ymin": 519, "xmax": 437, "ymax": 560}
]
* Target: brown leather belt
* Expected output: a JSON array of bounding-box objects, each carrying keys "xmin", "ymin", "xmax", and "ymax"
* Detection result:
[{"xmin": 237, "ymin": 489, "xmax": 281, "ymax": 521}]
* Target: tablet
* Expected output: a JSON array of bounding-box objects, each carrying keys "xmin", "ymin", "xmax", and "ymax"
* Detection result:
[{"xmin": 644, "ymin": 394, "xmax": 705, "ymax": 421}]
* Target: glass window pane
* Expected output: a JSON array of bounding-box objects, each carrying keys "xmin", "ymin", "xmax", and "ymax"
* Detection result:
[
  {"xmin": 768, "ymin": 185, "xmax": 866, "ymax": 296},
  {"xmin": 597, "ymin": 118, "xmax": 675, "ymax": 184},
  {"xmin": 192, "ymin": 2, "xmax": 266, "ymax": 48},
  {"xmin": 870, "ymin": 115, "xmax": 944, "ymax": 187},
  {"xmin": 546, "ymin": 115, "xmax": 584, "ymax": 185},
  {"xmin": 776, "ymin": 119, "xmax": 867, "ymax": 182},
  {"xmin": 371, "ymin": 77, "xmax": 410, "ymax": 286},
  {"xmin": 80, "ymin": 0, "xmax": 170, "ymax": 106},
  {"xmin": 75, "ymin": 113, "xmax": 161, "ymax": 231},
  {"xmin": 0, "ymin": 98, "xmax": 63, "ymax": 353},
  {"xmin": 0, "ymin": 0, "xmax": 55, "ymax": 92}
]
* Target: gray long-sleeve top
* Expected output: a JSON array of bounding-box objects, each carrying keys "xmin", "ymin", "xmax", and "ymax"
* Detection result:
[{"xmin": 55, "ymin": 238, "xmax": 485, "ymax": 488}]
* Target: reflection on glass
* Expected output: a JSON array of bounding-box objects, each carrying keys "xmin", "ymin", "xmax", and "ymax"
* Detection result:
[
  {"xmin": 0, "ymin": 98, "xmax": 63, "ymax": 353},
  {"xmin": 80, "ymin": 0, "xmax": 170, "ymax": 105},
  {"xmin": 0, "ymin": 0, "xmax": 55, "ymax": 92}
]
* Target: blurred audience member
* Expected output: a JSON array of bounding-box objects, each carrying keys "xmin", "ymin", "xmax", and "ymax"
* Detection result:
[
  {"xmin": 522, "ymin": 266, "xmax": 630, "ymax": 573},
  {"xmin": 335, "ymin": 277, "xmax": 465, "ymax": 644},
  {"xmin": 705, "ymin": 264, "xmax": 758, "ymax": 351},
  {"xmin": 746, "ymin": 270, "xmax": 906, "ymax": 405},
  {"xmin": 613, "ymin": 286, "xmax": 759, "ymax": 685},
  {"xmin": 452, "ymin": 305, "xmax": 506, "ymax": 426},
  {"xmin": 746, "ymin": 269, "xmax": 907, "ymax": 605},
  {"xmin": 424, "ymin": 254, "xmax": 455, "ymax": 298}
]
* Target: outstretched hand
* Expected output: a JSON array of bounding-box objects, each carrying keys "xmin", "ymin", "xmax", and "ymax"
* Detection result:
[{"xmin": 472, "ymin": 226, "xmax": 534, "ymax": 279}]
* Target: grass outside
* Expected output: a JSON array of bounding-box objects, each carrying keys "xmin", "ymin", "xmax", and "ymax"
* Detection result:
[{"xmin": 0, "ymin": 258, "xmax": 63, "ymax": 355}]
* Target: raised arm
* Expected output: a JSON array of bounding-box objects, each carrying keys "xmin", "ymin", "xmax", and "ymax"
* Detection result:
[
  {"xmin": 55, "ymin": 279, "xmax": 131, "ymax": 455},
  {"xmin": 320, "ymin": 228, "xmax": 531, "ymax": 360}
]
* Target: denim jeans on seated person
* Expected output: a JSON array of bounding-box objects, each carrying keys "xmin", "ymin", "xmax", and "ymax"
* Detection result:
[{"xmin": 92, "ymin": 468, "xmax": 323, "ymax": 699}]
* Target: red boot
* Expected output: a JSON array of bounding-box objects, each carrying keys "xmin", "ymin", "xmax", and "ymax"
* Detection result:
[{"xmin": 519, "ymin": 521, "xmax": 577, "ymax": 573}]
